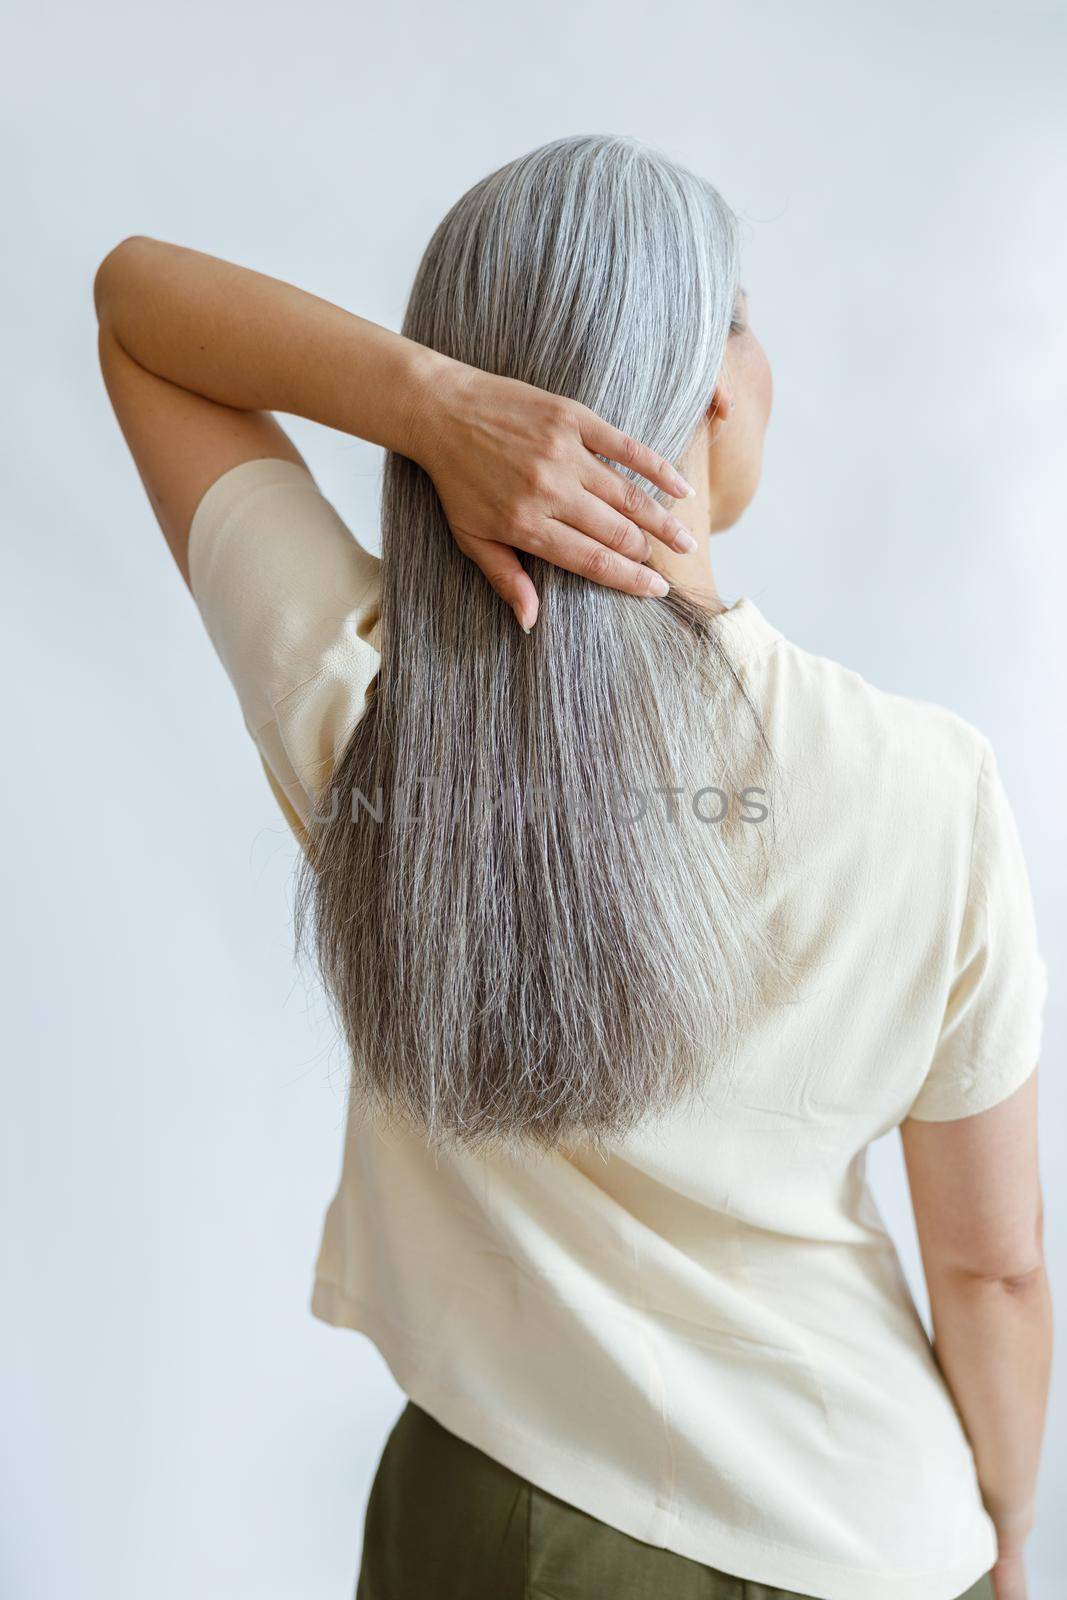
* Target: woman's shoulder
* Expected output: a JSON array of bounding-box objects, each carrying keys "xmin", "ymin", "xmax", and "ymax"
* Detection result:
[
  {"xmin": 187, "ymin": 456, "xmax": 382, "ymax": 836},
  {"xmin": 759, "ymin": 622, "xmax": 989, "ymax": 808}
]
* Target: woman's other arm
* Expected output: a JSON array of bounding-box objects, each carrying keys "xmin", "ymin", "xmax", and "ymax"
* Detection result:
[
  {"xmin": 902, "ymin": 1070, "xmax": 1052, "ymax": 1600},
  {"xmin": 93, "ymin": 237, "xmax": 697, "ymax": 626}
]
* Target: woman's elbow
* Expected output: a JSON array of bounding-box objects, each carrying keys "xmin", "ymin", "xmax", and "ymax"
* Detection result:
[{"xmin": 93, "ymin": 235, "xmax": 152, "ymax": 322}]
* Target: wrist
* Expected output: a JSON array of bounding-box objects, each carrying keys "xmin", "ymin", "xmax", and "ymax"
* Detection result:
[{"xmin": 393, "ymin": 339, "xmax": 471, "ymax": 471}]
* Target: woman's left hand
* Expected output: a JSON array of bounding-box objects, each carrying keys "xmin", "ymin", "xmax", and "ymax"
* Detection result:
[{"xmin": 413, "ymin": 358, "xmax": 698, "ymax": 631}]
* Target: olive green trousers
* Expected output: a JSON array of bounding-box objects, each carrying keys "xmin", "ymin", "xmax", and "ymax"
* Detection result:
[{"xmin": 356, "ymin": 1401, "xmax": 994, "ymax": 1600}]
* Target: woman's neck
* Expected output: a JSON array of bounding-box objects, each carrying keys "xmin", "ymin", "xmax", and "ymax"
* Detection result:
[{"xmin": 647, "ymin": 475, "xmax": 719, "ymax": 610}]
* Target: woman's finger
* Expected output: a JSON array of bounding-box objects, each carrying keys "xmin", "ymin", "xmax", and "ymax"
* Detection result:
[
  {"xmin": 564, "ymin": 491, "xmax": 653, "ymax": 564},
  {"xmin": 536, "ymin": 520, "xmax": 670, "ymax": 598},
  {"xmin": 578, "ymin": 411, "xmax": 695, "ymax": 501},
  {"xmin": 464, "ymin": 539, "xmax": 540, "ymax": 631},
  {"xmin": 581, "ymin": 463, "xmax": 697, "ymax": 553}
]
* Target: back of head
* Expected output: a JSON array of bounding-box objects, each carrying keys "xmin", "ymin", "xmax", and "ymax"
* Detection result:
[{"xmin": 299, "ymin": 135, "xmax": 772, "ymax": 1153}]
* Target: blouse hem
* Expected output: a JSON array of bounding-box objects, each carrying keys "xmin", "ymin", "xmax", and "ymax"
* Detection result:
[{"xmin": 310, "ymin": 1276, "xmax": 995, "ymax": 1600}]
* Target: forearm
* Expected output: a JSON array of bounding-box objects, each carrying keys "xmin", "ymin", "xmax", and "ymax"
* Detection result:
[
  {"xmin": 93, "ymin": 235, "xmax": 447, "ymax": 460},
  {"xmin": 927, "ymin": 1262, "xmax": 1052, "ymax": 1546}
]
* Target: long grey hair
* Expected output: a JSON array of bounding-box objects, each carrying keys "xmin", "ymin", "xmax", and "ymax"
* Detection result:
[{"xmin": 297, "ymin": 134, "xmax": 776, "ymax": 1154}]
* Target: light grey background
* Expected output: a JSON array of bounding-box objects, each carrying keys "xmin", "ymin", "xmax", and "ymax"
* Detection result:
[{"xmin": 1, "ymin": 1, "xmax": 1063, "ymax": 1596}]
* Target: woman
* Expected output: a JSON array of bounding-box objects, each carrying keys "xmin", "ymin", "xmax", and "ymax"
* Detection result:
[{"xmin": 94, "ymin": 135, "xmax": 1050, "ymax": 1600}]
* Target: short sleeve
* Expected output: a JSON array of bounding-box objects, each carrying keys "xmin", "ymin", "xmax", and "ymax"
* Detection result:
[
  {"xmin": 907, "ymin": 738, "xmax": 1048, "ymax": 1121},
  {"xmin": 188, "ymin": 457, "xmax": 381, "ymax": 840}
]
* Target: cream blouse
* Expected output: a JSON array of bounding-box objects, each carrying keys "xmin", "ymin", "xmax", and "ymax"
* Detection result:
[{"xmin": 189, "ymin": 457, "xmax": 1047, "ymax": 1600}]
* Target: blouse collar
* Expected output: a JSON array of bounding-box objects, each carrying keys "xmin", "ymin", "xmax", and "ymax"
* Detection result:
[{"xmin": 714, "ymin": 595, "xmax": 783, "ymax": 661}]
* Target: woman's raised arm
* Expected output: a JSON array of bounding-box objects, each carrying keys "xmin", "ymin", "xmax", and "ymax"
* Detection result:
[{"xmin": 94, "ymin": 236, "xmax": 698, "ymax": 629}]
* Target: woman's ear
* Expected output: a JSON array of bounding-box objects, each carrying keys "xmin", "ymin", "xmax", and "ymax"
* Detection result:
[{"xmin": 706, "ymin": 381, "xmax": 735, "ymax": 443}]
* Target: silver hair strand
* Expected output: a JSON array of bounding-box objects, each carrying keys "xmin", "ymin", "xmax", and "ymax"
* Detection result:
[{"xmin": 296, "ymin": 134, "xmax": 779, "ymax": 1154}]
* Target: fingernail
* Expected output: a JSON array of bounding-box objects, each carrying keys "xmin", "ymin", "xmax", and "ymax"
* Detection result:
[
  {"xmin": 647, "ymin": 574, "xmax": 670, "ymax": 598},
  {"xmin": 521, "ymin": 623, "xmax": 532, "ymax": 634},
  {"xmin": 674, "ymin": 527, "xmax": 698, "ymax": 553},
  {"xmin": 674, "ymin": 476, "xmax": 697, "ymax": 499}
]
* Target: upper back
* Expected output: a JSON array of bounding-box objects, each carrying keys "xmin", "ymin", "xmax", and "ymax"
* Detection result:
[{"xmin": 605, "ymin": 601, "xmax": 1046, "ymax": 1201}]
